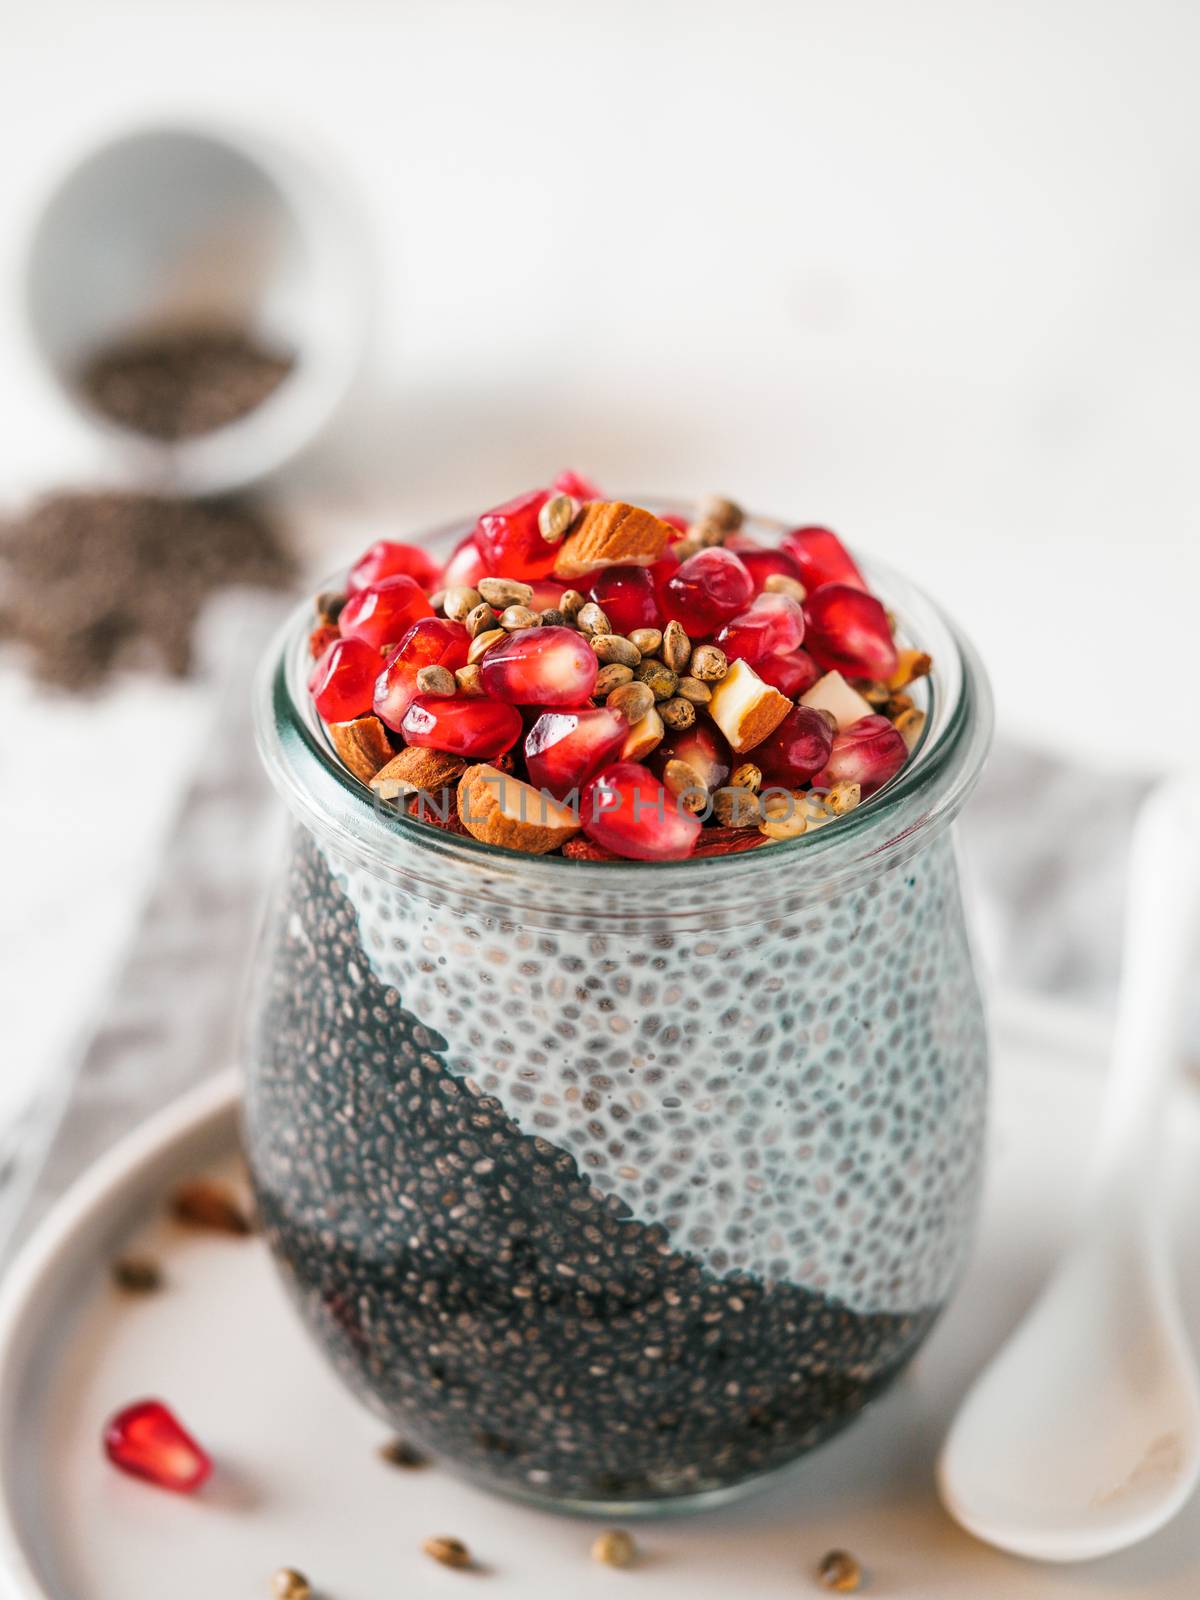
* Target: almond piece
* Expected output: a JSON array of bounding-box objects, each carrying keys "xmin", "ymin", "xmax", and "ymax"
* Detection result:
[
  {"xmin": 621, "ymin": 705, "xmax": 665, "ymax": 760},
  {"xmin": 553, "ymin": 502, "xmax": 673, "ymax": 580},
  {"xmin": 800, "ymin": 670, "xmax": 875, "ymax": 731},
  {"xmin": 369, "ymin": 747, "xmax": 467, "ymax": 802},
  {"xmin": 706, "ymin": 658, "xmax": 792, "ymax": 753},
  {"xmin": 457, "ymin": 764, "xmax": 581, "ymax": 854},
  {"xmin": 328, "ymin": 716, "xmax": 395, "ymax": 783}
]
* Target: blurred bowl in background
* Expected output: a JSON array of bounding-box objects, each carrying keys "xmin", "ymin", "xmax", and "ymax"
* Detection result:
[{"xmin": 24, "ymin": 120, "xmax": 372, "ymax": 497}]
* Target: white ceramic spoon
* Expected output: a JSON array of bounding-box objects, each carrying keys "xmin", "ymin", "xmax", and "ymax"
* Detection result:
[{"xmin": 938, "ymin": 776, "xmax": 1200, "ymax": 1562}]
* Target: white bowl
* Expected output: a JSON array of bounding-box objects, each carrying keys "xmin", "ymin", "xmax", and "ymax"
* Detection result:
[{"xmin": 24, "ymin": 120, "xmax": 373, "ymax": 497}]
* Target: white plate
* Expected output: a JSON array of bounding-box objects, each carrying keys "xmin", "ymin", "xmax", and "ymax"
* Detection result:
[{"xmin": 1, "ymin": 998, "xmax": 1198, "ymax": 1600}]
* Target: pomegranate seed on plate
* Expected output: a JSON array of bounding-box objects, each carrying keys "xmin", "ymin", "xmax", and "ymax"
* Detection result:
[
  {"xmin": 373, "ymin": 618, "xmax": 471, "ymax": 729},
  {"xmin": 804, "ymin": 583, "xmax": 898, "ymax": 681},
  {"xmin": 660, "ymin": 548, "xmax": 754, "ymax": 636},
  {"xmin": 473, "ymin": 489, "xmax": 556, "ymax": 581},
  {"xmin": 104, "ymin": 1399, "xmax": 212, "ymax": 1493},
  {"xmin": 717, "ymin": 593, "xmax": 806, "ymax": 666},
  {"xmin": 338, "ymin": 575, "xmax": 433, "ymax": 651},
  {"xmin": 588, "ymin": 565, "xmax": 662, "ymax": 634},
  {"xmin": 401, "ymin": 695, "xmax": 523, "ymax": 760},
  {"xmin": 308, "ymin": 637, "xmax": 379, "ymax": 722},
  {"xmin": 551, "ymin": 469, "xmax": 603, "ymax": 501},
  {"xmin": 734, "ymin": 544, "xmax": 805, "ymax": 594},
  {"xmin": 781, "ymin": 526, "xmax": 867, "ymax": 592},
  {"xmin": 347, "ymin": 539, "xmax": 441, "ymax": 593},
  {"xmin": 440, "ymin": 534, "xmax": 489, "ymax": 590},
  {"xmin": 525, "ymin": 707, "xmax": 627, "ymax": 798},
  {"xmin": 650, "ymin": 721, "xmax": 732, "ymax": 792},
  {"xmin": 755, "ymin": 705, "xmax": 836, "ymax": 787},
  {"xmin": 479, "ymin": 626, "xmax": 598, "ymax": 706},
  {"xmin": 812, "ymin": 713, "xmax": 908, "ymax": 797},
  {"xmin": 757, "ymin": 648, "xmax": 821, "ymax": 698},
  {"xmin": 581, "ymin": 761, "xmax": 702, "ymax": 861},
  {"xmin": 528, "ymin": 577, "xmax": 568, "ymax": 611}
]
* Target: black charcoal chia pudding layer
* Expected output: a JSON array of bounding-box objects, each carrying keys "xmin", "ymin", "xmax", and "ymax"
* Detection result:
[{"xmin": 244, "ymin": 825, "xmax": 986, "ymax": 1504}]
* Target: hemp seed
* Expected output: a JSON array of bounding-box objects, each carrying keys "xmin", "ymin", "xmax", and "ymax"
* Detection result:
[
  {"xmin": 443, "ymin": 585, "xmax": 481, "ymax": 621},
  {"xmin": 730, "ymin": 762, "xmax": 762, "ymax": 793},
  {"xmin": 539, "ymin": 607, "xmax": 568, "ymax": 627},
  {"xmin": 713, "ymin": 786, "xmax": 762, "ymax": 828},
  {"xmin": 478, "ymin": 576, "xmax": 534, "ymax": 609},
  {"xmin": 466, "ymin": 602, "xmax": 499, "ymax": 637},
  {"xmin": 763, "ymin": 572, "xmax": 806, "ymax": 601},
  {"xmin": 660, "ymin": 696, "xmax": 696, "ymax": 730},
  {"xmin": 633, "ymin": 659, "xmax": 678, "ymax": 701},
  {"xmin": 660, "ymin": 619, "xmax": 691, "ymax": 673},
  {"xmin": 423, "ymin": 1535, "xmax": 472, "ymax": 1570},
  {"xmin": 591, "ymin": 633, "xmax": 641, "ymax": 667},
  {"xmin": 467, "ymin": 627, "xmax": 506, "ymax": 664},
  {"xmin": 607, "ymin": 681, "xmax": 655, "ymax": 724},
  {"xmin": 675, "ymin": 675, "xmax": 711, "ymax": 704},
  {"xmin": 591, "ymin": 1529, "xmax": 637, "ymax": 1568},
  {"xmin": 499, "ymin": 604, "xmax": 540, "ymax": 631},
  {"xmin": 688, "ymin": 643, "xmax": 728, "ymax": 682},
  {"xmin": 559, "ymin": 588, "xmax": 586, "ymax": 620},
  {"xmin": 454, "ymin": 664, "xmax": 485, "ymax": 696},
  {"xmin": 416, "ymin": 665, "xmax": 456, "ymax": 696},
  {"xmin": 576, "ymin": 601, "xmax": 612, "ymax": 636},
  {"xmin": 628, "ymin": 627, "xmax": 662, "ymax": 657},
  {"xmin": 817, "ymin": 1549, "xmax": 863, "ymax": 1592},
  {"xmin": 538, "ymin": 492, "xmax": 577, "ymax": 544},
  {"xmin": 696, "ymin": 492, "xmax": 743, "ymax": 532},
  {"xmin": 271, "ymin": 1568, "xmax": 310, "ymax": 1600},
  {"xmin": 594, "ymin": 662, "xmax": 634, "ymax": 696}
]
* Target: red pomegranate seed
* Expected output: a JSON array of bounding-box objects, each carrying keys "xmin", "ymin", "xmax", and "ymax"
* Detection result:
[
  {"xmin": 401, "ymin": 694, "xmax": 523, "ymax": 760},
  {"xmin": 660, "ymin": 512, "xmax": 690, "ymax": 535},
  {"xmin": 650, "ymin": 721, "xmax": 732, "ymax": 792},
  {"xmin": 781, "ymin": 526, "xmax": 867, "ymax": 592},
  {"xmin": 473, "ymin": 489, "xmax": 556, "ymax": 581},
  {"xmin": 581, "ymin": 761, "xmax": 702, "ymax": 861},
  {"xmin": 660, "ymin": 548, "xmax": 754, "ymax": 636},
  {"xmin": 309, "ymin": 637, "xmax": 379, "ymax": 722},
  {"xmin": 479, "ymin": 626, "xmax": 598, "ymax": 706},
  {"xmin": 104, "ymin": 1400, "xmax": 212, "ymax": 1493},
  {"xmin": 308, "ymin": 621, "xmax": 339, "ymax": 659},
  {"xmin": 757, "ymin": 648, "xmax": 821, "ymax": 698},
  {"xmin": 525, "ymin": 707, "xmax": 627, "ymax": 798},
  {"xmin": 716, "ymin": 593, "xmax": 806, "ymax": 666},
  {"xmin": 551, "ymin": 469, "xmax": 603, "ymax": 501},
  {"xmin": 338, "ymin": 575, "xmax": 433, "ymax": 652},
  {"xmin": 804, "ymin": 583, "xmax": 898, "ymax": 681},
  {"xmin": 692, "ymin": 827, "xmax": 770, "ymax": 857},
  {"xmin": 755, "ymin": 704, "xmax": 836, "ymax": 787},
  {"xmin": 373, "ymin": 618, "xmax": 471, "ymax": 729},
  {"xmin": 441, "ymin": 534, "xmax": 489, "ymax": 590},
  {"xmin": 734, "ymin": 544, "xmax": 805, "ymax": 594},
  {"xmin": 528, "ymin": 577, "xmax": 568, "ymax": 611},
  {"xmin": 812, "ymin": 713, "xmax": 908, "ymax": 796},
  {"xmin": 588, "ymin": 565, "xmax": 662, "ymax": 634},
  {"xmin": 347, "ymin": 539, "xmax": 441, "ymax": 593}
]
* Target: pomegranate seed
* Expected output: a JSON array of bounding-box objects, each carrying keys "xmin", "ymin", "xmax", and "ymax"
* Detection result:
[
  {"xmin": 804, "ymin": 583, "xmax": 898, "ymax": 681},
  {"xmin": 479, "ymin": 626, "xmax": 598, "ymax": 706},
  {"xmin": 757, "ymin": 648, "xmax": 821, "ymax": 698},
  {"xmin": 692, "ymin": 827, "xmax": 770, "ymax": 857},
  {"xmin": 588, "ymin": 565, "xmax": 662, "ymax": 634},
  {"xmin": 401, "ymin": 695, "xmax": 523, "ymax": 760},
  {"xmin": 551, "ymin": 469, "xmax": 603, "ymax": 501},
  {"xmin": 528, "ymin": 577, "xmax": 568, "ymax": 611},
  {"xmin": 735, "ymin": 544, "xmax": 805, "ymax": 595},
  {"xmin": 650, "ymin": 721, "xmax": 732, "ymax": 792},
  {"xmin": 781, "ymin": 526, "xmax": 866, "ymax": 592},
  {"xmin": 347, "ymin": 539, "xmax": 440, "ymax": 593},
  {"xmin": 373, "ymin": 617, "xmax": 470, "ymax": 729},
  {"xmin": 755, "ymin": 705, "xmax": 836, "ymax": 787},
  {"xmin": 308, "ymin": 637, "xmax": 379, "ymax": 722},
  {"xmin": 473, "ymin": 489, "xmax": 555, "ymax": 581},
  {"xmin": 717, "ymin": 593, "xmax": 806, "ymax": 666},
  {"xmin": 660, "ymin": 548, "xmax": 753, "ymax": 636},
  {"xmin": 525, "ymin": 707, "xmax": 627, "ymax": 798},
  {"xmin": 338, "ymin": 575, "xmax": 433, "ymax": 651},
  {"xmin": 308, "ymin": 621, "xmax": 339, "ymax": 659},
  {"xmin": 104, "ymin": 1400, "xmax": 212, "ymax": 1493},
  {"xmin": 581, "ymin": 761, "xmax": 702, "ymax": 861},
  {"xmin": 440, "ymin": 534, "xmax": 489, "ymax": 590},
  {"xmin": 812, "ymin": 713, "xmax": 908, "ymax": 797},
  {"xmin": 660, "ymin": 512, "xmax": 690, "ymax": 535}
]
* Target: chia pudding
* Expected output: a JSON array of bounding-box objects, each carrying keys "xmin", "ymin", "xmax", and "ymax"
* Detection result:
[{"xmin": 244, "ymin": 488, "xmax": 992, "ymax": 1510}]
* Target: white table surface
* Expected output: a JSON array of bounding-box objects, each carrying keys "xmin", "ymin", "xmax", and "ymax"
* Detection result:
[{"xmin": 2, "ymin": 1, "xmax": 1198, "ymax": 1222}]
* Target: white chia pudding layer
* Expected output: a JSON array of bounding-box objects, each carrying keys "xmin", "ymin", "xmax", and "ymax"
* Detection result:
[{"xmin": 324, "ymin": 829, "xmax": 985, "ymax": 1316}]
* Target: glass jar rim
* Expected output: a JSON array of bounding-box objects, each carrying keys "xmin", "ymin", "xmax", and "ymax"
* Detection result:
[{"xmin": 255, "ymin": 503, "xmax": 993, "ymax": 918}]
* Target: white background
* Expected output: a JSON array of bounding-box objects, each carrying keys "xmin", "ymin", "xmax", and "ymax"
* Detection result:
[{"xmin": 1, "ymin": 3, "xmax": 1198, "ymax": 1135}]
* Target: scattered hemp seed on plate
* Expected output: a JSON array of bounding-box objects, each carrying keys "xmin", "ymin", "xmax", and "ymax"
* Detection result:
[
  {"xmin": 817, "ymin": 1548, "xmax": 864, "ymax": 1591},
  {"xmin": 270, "ymin": 1568, "xmax": 311, "ymax": 1600},
  {"xmin": 379, "ymin": 1437, "xmax": 430, "ymax": 1469},
  {"xmin": 423, "ymin": 1535, "xmax": 473, "ymax": 1569},
  {"xmin": 110, "ymin": 1256, "xmax": 164, "ymax": 1293},
  {"xmin": 591, "ymin": 1528, "xmax": 637, "ymax": 1568},
  {"xmin": 170, "ymin": 1179, "xmax": 253, "ymax": 1236}
]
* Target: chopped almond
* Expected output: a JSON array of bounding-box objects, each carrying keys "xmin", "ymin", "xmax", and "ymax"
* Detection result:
[
  {"xmin": 457, "ymin": 764, "xmax": 581, "ymax": 853},
  {"xmin": 554, "ymin": 502, "xmax": 673, "ymax": 580},
  {"xmin": 621, "ymin": 706, "xmax": 665, "ymax": 760},
  {"xmin": 887, "ymin": 649, "xmax": 932, "ymax": 691},
  {"xmin": 800, "ymin": 670, "xmax": 874, "ymax": 731},
  {"xmin": 328, "ymin": 716, "xmax": 395, "ymax": 783},
  {"xmin": 707, "ymin": 659, "xmax": 792, "ymax": 753},
  {"xmin": 370, "ymin": 747, "xmax": 467, "ymax": 801}
]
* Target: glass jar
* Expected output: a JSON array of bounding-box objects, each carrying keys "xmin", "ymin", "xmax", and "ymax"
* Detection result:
[{"xmin": 244, "ymin": 510, "xmax": 993, "ymax": 1513}]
